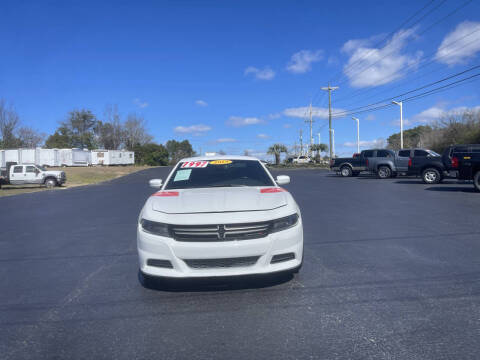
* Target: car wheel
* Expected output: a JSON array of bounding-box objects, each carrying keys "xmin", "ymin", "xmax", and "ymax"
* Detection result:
[
  {"xmin": 377, "ymin": 166, "xmax": 392, "ymax": 179},
  {"xmin": 474, "ymin": 171, "xmax": 480, "ymax": 192},
  {"xmin": 422, "ymin": 168, "xmax": 441, "ymax": 184},
  {"xmin": 340, "ymin": 166, "xmax": 352, "ymax": 177},
  {"xmin": 45, "ymin": 178, "xmax": 57, "ymax": 188}
]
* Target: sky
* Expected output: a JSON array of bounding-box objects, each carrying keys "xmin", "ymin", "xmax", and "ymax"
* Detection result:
[{"xmin": 1, "ymin": 0, "xmax": 480, "ymax": 158}]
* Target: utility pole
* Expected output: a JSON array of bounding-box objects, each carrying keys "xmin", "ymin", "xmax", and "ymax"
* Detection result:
[
  {"xmin": 321, "ymin": 84, "xmax": 339, "ymax": 159},
  {"xmin": 330, "ymin": 129, "xmax": 335, "ymax": 157},
  {"xmin": 305, "ymin": 102, "xmax": 314, "ymax": 156},
  {"xmin": 392, "ymin": 101, "xmax": 403, "ymax": 149},
  {"xmin": 317, "ymin": 133, "xmax": 321, "ymax": 145},
  {"xmin": 299, "ymin": 129, "xmax": 303, "ymax": 156},
  {"xmin": 352, "ymin": 117, "xmax": 360, "ymax": 154}
]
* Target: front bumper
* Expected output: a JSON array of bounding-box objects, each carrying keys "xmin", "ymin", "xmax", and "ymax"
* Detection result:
[{"xmin": 137, "ymin": 221, "xmax": 303, "ymax": 278}]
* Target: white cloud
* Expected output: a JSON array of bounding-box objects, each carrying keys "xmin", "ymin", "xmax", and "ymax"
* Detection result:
[
  {"xmin": 244, "ymin": 66, "xmax": 275, "ymax": 80},
  {"xmin": 227, "ymin": 116, "xmax": 264, "ymax": 127},
  {"xmin": 133, "ymin": 98, "xmax": 148, "ymax": 108},
  {"xmin": 283, "ymin": 106, "xmax": 346, "ymax": 119},
  {"xmin": 342, "ymin": 28, "xmax": 422, "ymax": 88},
  {"xmin": 268, "ymin": 113, "xmax": 281, "ymax": 119},
  {"xmin": 406, "ymin": 105, "xmax": 480, "ymax": 125},
  {"xmin": 343, "ymin": 138, "xmax": 386, "ymax": 148},
  {"xmin": 257, "ymin": 134, "xmax": 269, "ymax": 139},
  {"xmin": 435, "ymin": 21, "xmax": 480, "ymax": 65},
  {"xmin": 174, "ymin": 124, "xmax": 211, "ymax": 135},
  {"xmin": 286, "ymin": 50, "xmax": 323, "ymax": 74},
  {"xmin": 216, "ymin": 138, "xmax": 236, "ymax": 143},
  {"xmin": 195, "ymin": 100, "xmax": 208, "ymax": 107}
]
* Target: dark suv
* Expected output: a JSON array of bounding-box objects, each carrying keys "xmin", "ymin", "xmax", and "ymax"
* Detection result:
[{"xmin": 448, "ymin": 144, "xmax": 480, "ymax": 191}]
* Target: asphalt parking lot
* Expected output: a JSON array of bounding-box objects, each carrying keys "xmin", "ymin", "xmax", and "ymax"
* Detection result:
[{"xmin": 1, "ymin": 168, "xmax": 480, "ymax": 360}]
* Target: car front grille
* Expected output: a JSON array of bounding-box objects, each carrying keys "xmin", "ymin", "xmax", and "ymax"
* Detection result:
[
  {"xmin": 183, "ymin": 256, "xmax": 260, "ymax": 269},
  {"xmin": 170, "ymin": 221, "xmax": 271, "ymax": 242}
]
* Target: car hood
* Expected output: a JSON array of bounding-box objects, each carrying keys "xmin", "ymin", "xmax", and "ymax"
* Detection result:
[{"xmin": 151, "ymin": 187, "xmax": 288, "ymax": 214}]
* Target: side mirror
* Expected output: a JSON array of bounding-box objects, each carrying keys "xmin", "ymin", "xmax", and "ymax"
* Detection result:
[
  {"xmin": 149, "ymin": 179, "xmax": 163, "ymax": 188},
  {"xmin": 276, "ymin": 175, "xmax": 290, "ymax": 185}
]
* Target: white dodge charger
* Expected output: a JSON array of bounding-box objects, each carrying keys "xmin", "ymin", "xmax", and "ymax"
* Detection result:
[{"xmin": 137, "ymin": 155, "xmax": 303, "ymax": 283}]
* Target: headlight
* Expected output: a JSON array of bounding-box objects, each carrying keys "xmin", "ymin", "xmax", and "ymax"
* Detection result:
[
  {"xmin": 271, "ymin": 214, "xmax": 299, "ymax": 233},
  {"xmin": 140, "ymin": 219, "xmax": 171, "ymax": 237}
]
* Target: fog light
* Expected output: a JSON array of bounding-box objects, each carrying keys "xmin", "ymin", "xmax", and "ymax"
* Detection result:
[{"xmin": 271, "ymin": 253, "xmax": 295, "ymax": 264}]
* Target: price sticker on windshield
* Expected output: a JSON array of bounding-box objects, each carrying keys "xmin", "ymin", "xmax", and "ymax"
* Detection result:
[
  {"xmin": 181, "ymin": 161, "xmax": 209, "ymax": 168},
  {"xmin": 210, "ymin": 160, "xmax": 232, "ymax": 165}
]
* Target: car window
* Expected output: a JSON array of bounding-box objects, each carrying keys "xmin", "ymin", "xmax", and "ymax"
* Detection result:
[
  {"xmin": 414, "ymin": 150, "xmax": 429, "ymax": 157},
  {"xmin": 398, "ymin": 150, "xmax": 410, "ymax": 157},
  {"xmin": 13, "ymin": 166, "xmax": 23, "ymax": 173},
  {"xmin": 26, "ymin": 166, "xmax": 36, "ymax": 173},
  {"xmin": 376, "ymin": 150, "xmax": 391, "ymax": 158},
  {"xmin": 363, "ymin": 150, "xmax": 374, "ymax": 157},
  {"xmin": 428, "ymin": 150, "xmax": 440, "ymax": 156},
  {"xmin": 165, "ymin": 160, "xmax": 275, "ymax": 189}
]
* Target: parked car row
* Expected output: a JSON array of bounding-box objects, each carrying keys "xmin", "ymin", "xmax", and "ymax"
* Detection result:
[{"xmin": 330, "ymin": 144, "xmax": 480, "ymax": 192}]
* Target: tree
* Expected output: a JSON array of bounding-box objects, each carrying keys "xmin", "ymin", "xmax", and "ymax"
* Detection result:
[
  {"xmin": 267, "ymin": 143, "xmax": 288, "ymax": 165},
  {"xmin": 97, "ymin": 104, "xmax": 124, "ymax": 149},
  {"xmin": 64, "ymin": 109, "xmax": 97, "ymax": 149},
  {"xmin": 133, "ymin": 143, "xmax": 169, "ymax": 165},
  {"xmin": 166, "ymin": 139, "xmax": 195, "ymax": 164},
  {"xmin": 311, "ymin": 143, "xmax": 328, "ymax": 162},
  {"xmin": 124, "ymin": 113, "xmax": 153, "ymax": 150},
  {"xmin": 387, "ymin": 125, "xmax": 432, "ymax": 150},
  {"xmin": 45, "ymin": 126, "xmax": 73, "ymax": 148},
  {"xmin": 17, "ymin": 126, "xmax": 45, "ymax": 147},
  {"xmin": 0, "ymin": 99, "xmax": 20, "ymax": 148},
  {"xmin": 218, "ymin": 149, "xmax": 226, "ymax": 155}
]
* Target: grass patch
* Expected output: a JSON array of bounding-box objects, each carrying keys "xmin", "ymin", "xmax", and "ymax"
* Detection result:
[{"xmin": 0, "ymin": 165, "xmax": 155, "ymax": 197}]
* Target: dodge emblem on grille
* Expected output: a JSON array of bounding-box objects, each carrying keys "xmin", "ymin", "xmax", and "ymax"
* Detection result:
[{"xmin": 218, "ymin": 225, "xmax": 226, "ymax": 240}]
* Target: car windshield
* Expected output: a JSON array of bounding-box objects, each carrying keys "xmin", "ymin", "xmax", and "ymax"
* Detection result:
[
  {"xmin": 164, "ymin": 159, "xmax": 275, "ymax": 189},
  {"xmin": 36, "ymin": 165, "xmax": 46, "ymax": 171},
  {"xmin": 428, "ymin": 150, "xmax": 440, "ymax": 156}
]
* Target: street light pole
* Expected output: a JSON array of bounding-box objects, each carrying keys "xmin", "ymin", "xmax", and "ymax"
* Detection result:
[
  {"xmin": 392, "ymin": 101, "xmax": 403, "ymax": 149},
  {"xmin": 352, "ymin": 117, "xmax": 360, "ymax": 154}
]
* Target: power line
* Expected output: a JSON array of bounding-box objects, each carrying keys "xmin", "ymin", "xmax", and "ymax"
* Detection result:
[
  {"xmin": 309, "ymin": 0, "xmax": 439, "ymax": 107},
  {"xmin": 331, "ymin": 71, "xmax": 480, "ymax": 118},
  {"xmin": 333, "ymin": 27, "xmax": 480, "ymax": 106},
  {"xmin": 326, "ymin": 0, "xmax": 473, "ymax": 99},
  {"xmin": 341, "ymin": 0, "xmax": 445, "ymax": 80},
  {"xmin": 332, "ymin": 65, "xmax": 480, "ymax": 116}
]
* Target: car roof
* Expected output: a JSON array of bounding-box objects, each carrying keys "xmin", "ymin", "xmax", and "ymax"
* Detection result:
[{"xmin": 179, "ymin": 155, "xmax": 261, "ymax": 162}]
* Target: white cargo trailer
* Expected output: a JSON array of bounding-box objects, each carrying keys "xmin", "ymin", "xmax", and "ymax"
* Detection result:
[
  {"xmin": 91, "ymin": 150, "xmax": 134, "ymax": 165},
  {"xmin": 59, "ymin": 149, "xmax": 91, "ymax": 166},
  {"xmin": 19, "ymin": 149, "xmax": 37, "ymax": 164},
  {"xmin": 38, "ymin": 149, "xmax": 60, "ymax": 167},
  {"xmin": 0, "ymin": 150, "xmax": 5, "ymax": 168},
  {"xmin": 4, "ymin": 149, "xmax": 20, "ymax": 164}
]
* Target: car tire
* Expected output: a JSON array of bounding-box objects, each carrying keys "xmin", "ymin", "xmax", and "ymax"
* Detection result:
[
  {"xmin": 45, "ymin": 178, "xmax": 57, "ymax": 188},
  {"xmin": 422, "ymin": 168, "xmax": 441, "ymax": 184},
  {"xmin": 474, "ymin": 171, "xmax": 480, "ymax": 192},
  {"xmin": 377, "ymin": 166, "xmax": 392, "ymax": 179},
  {"xmin": 340, "ymin": 166, "xmax": 352, "ymax": 177}
]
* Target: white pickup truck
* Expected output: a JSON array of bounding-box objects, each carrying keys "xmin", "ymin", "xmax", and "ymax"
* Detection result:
[{"xmin": 0, "ymin": 164, "xmax": 66, "ymax": 188}]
